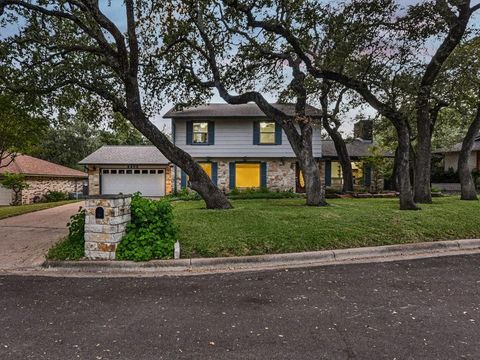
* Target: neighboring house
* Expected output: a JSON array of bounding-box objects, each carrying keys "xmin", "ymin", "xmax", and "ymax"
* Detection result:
[
  {"xmin": 79, "ymin": 146, "xmax": 172, "ymax": 197},
  {"xmin": 434, "ymin": 135, "xmax": 480, "ymax": 172},
  {"xmin": 0, "ymin": 154, "xmax": 87, "ymax": 205},
  {"xmin": 80, "ymin": 103, "xmax": 383, "ymax": 197},
  {"xmin": 322, "ymin": 139, "xmax": 379, "ymax": 188},
  {"xmin": 164, "ymin": 103, "xmax": 323, "ymax": 193}
]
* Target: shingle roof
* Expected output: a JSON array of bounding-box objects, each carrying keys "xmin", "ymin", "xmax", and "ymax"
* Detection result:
[
  {"xmin": 79, "ymin": 146, "xmax": 170, "ymax": 165},
  {"xmin": 434, "ymin": 137, "xmax": 480, "ymax": 154},
  {"xmin": 322, "ymin": 140, "xmax": 393, "ymax": 158},
  {"xmin": 0, "ymin": 154, "xmax": 87, "ymax": 178},
  {"xmin": 163, "ymin": 103, "xmax": 322, "ymax": 119}
]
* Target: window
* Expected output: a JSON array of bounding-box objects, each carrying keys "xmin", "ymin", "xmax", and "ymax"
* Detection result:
[
  {"xmin": 126, "ymin": 170, "xmax": 132, "ymax": 174},
  {"xmin": 111, "ymin": 170, "xmax": 117, "ymax": 174},
  {"xmin": 259, "ymin": 122, "xmax": 276, "ymax": 144},
  {"xmin": 236, "ymin": 163, "xmax": 260, "ymax": 188},
  {"xmin": 119, "ymin": 170, "xmax": 125, "ymax": 174},
  {"xmin": 150, "ymin": 170, "xmax": 157, "ymax": 174},
  {"xmin": 102, "ymin": 169, "xmax": 109, "ymax": 174},
  {"xmin": 134, "ymin": 170, "xmax": 141, "ymax": 174},
  {"xmin": 200, "ymin": 163, "xmax": 212, "ymax": 178},
  {"xmin": 193, "ymin": 122, "xmax": 209, "ymax": 144},
  {"xmin": 142, "ymin": 170, "xmax": 149, "ymax": 174}
]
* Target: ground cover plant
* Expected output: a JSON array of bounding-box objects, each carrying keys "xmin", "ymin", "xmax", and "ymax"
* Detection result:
[{"xmin": 46, "ymin": 207, "xmax": 85, "ymax": 261}]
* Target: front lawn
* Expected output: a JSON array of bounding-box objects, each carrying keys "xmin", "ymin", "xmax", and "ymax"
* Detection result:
[
  {"xmin": 173, "ymin": 197, "xmax": 480, "ymax": 258},
  {"xmin": 0, "ymin": 200, "xmax": 78, "ymax": 220}
]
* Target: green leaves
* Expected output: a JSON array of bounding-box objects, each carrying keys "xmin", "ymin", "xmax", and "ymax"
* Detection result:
[{"xmin": 116, "ymin": 194, "xmax": 178, "ymax": 261}]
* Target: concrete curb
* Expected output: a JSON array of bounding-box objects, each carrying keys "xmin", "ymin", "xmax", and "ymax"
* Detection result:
[{"xmin": 41, "ymin": 238, "xmax": 480, "ymax": 275}]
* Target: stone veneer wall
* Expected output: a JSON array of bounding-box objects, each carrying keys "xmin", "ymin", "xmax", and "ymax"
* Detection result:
[
  {"xmin": 87, "ymin": 165, "xmax": 172, "ymax": 196},
  {"xmin": 175, "ymin": 159, "xmax": 299, "ymax": 192},
  {"xmin": 84, "ymin": 195, "xmax": 131, "ymax": 260},
  {"xmin": 21, "ymin": 177, "xmax": 85, "ymax": 204}
]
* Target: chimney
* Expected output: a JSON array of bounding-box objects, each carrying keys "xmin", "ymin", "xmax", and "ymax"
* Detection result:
[{"xmin": 353, "ymin": 120, "xmax": 373, "ymax": 141}]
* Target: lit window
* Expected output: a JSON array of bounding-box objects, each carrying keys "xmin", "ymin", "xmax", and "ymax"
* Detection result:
[
  {"xmin": 193, "ymin": 122, "xmax": 209, "ymax": 144},
  {"xmin": 236, "ymin": 163, "xmax": 260, "ymax": 188},
  {"xmin": 259, "ymin": 122, "xmax": 275, "ymax": 144},
  {"xmin": 200, "ymin": 163, "xmax": 212, "ymax": 178}
]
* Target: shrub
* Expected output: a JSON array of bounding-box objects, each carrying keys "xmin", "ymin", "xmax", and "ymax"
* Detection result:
[
  {"xmin": 227, "ymin": 187, "xmax": 301, "ymax": 200},
  {"xmin": 46, "ymin": 207, "xmax": 85, "ymax": 260},
  {"xmin": 116, "ymin": 194, "xmax": 178, "ymax": 261},
  {"xmin": 44, "ymin": 190, "xmax": 69, "ymax": 202}
]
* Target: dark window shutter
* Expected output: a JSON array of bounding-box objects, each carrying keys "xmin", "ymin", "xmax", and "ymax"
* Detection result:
[
  {"xmin": 364, "ymin": 164, "xmax": 372, "ymax": 187},
  {"xmin": 260, "ymin": 162, "xmax": 267, "ymax": 188},
  {"xmin": 275, "ymin": 123, "xmax": 282, "ymax": 145},
  {"xmin": 325, "ymin": 160, "xmax": 332, "ymax": 187},
  {"xmin": 229, "ymin": 162, "xmax": 236, "ymax": 189},
  {"xmin": 253, "ymin": 122, "xmax": 260, "ymax": 145},
  {"xmin": 186, "ymin": 121, "xmax": 193, "ymax": 145},
  {"xmin": 211, "ymin": 162, "xmax": 218, "ymax": 186},
  {"xmin": 181, "ymin": 170, "xmax": 187, "ymax": 188},
  {"xmin": 208, "ymin": 121, "xmax": 215, "ymax": 145}
]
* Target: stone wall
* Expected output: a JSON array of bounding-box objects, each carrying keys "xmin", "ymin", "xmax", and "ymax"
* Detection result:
[
  {"xmin": 84, "ymin": 195, "xmax": 131, "ymax": 260},
  {"xmin": 175, "ymin": 159, "xmax": 298, "ymax": 192},
  {"xmin": 21, "ymin": 177, "xmax": 85, "ymax": 204}
]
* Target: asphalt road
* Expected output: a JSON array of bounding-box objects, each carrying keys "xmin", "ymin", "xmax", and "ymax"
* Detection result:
[{"xmin": 1, "ymin": 254, "xmax": 480, "ymax": 359}]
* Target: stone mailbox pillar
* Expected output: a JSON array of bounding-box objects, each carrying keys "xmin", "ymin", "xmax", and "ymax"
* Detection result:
[{"xmin": 84, "ymin": 194, "xmax": 131, "ymax": 260}]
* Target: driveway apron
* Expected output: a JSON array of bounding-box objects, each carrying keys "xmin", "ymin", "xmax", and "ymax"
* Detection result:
[{"xmin": 0, "ymin": 202, "xmax": 82, "ymax": 270}]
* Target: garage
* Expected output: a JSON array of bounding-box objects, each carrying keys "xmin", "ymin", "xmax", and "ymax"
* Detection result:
[
  {"xmin": 0, "ymin": 185, "xmax": 12, "ymax": 206},
  {"xmin": 101, "ymin": 168, "xmax": 166, "ymax": 197}
]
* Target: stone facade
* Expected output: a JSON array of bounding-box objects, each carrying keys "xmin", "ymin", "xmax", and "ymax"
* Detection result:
[
  {"xmin": 87, "ymin": 165, "xmax": 172, "ymax": 196},
  {"xmin": 21, "ymin": 177, "xmax": 85, "ymax": 204},
  {"xmin": 174, "ymin": 159, "xmax": 299, "ymax": 192},
  {"xmin": 84, "ymin": 195, "xmax": 131, "ymax": 260}
]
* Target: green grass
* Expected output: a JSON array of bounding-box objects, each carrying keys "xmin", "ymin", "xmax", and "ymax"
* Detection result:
[
  {"xmin": 0, "ymin": 200, "xmax": 79, "ymax": 220},
  {"xmin": 173, "ymin": 196, "xmax": 480, "ymax": 258}
]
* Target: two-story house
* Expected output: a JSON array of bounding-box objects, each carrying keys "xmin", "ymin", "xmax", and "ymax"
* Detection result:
[
  {"xmin": 165, "ymin": 103, "xmax": 323, "ymax": 193},
  {"xmin": 80, "ymin": 103, "xmax": 380, "ymax": 197}
]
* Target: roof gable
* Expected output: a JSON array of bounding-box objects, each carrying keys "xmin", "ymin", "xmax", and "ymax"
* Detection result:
[{"xmin": 79, "ymin": 146, "xmax": 170, "ymax": 165}]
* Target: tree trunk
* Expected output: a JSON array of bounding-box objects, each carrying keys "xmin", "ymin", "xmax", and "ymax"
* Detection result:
[
  {"xmin": 414, "ymin": 102, "xmax": 432, "ymax": 204},
  {"xmin": 395, "ymin": 123, "xmax": 419, "ymax": 210},
  {"xmin": 458, "ymin": 104, "xmax": 480, "ymax": 201},
  {"xmin": 291, "ymin": 123, "xmax": 327, "ymax": 206},
  {"xmin": 123, "ymin": 86, "xmax": 232, "ymax": 209},
  {"xmin": 391, "ymin": 147, "xmax": 399, "ymax": 192},
  {"xmin": 323, "ymin": 123, "xmax": 354, "ymax": 192}
]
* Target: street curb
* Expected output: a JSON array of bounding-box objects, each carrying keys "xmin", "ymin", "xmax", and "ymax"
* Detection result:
[{"xmin": 41, "ymin": 238, "xmax": 480, "ymax": 274}]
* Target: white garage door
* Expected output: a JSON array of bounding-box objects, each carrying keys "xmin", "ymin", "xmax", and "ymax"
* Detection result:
[
  {"xmin": 101, "ymin": 169, "xmax": 166, "ymax": 197},
  {"xmin": 0, "ymin": 185, "xmax": 12, "ymax": 206}
]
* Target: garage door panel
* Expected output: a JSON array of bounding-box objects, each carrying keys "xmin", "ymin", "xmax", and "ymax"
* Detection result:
[
  {"xmin": 101, "ymin": 170, "xmax": 165, "ymax": 197},
  {"xmin": 0, "ymin": 185, "xmax": 12, "ymax": 205}
]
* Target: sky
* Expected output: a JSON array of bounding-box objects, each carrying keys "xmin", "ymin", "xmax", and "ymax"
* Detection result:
[{"xmin": 2, "ymin": 0, "xmax": 480, "ymax": 136}]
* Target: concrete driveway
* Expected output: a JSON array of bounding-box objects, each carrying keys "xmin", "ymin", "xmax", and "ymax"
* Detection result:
[{"xmin": 0, "ymin": 202, "xmax": 83, "ymax": 270}]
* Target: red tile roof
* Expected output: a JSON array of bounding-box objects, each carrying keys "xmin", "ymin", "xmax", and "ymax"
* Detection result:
[{"xmin": 0, "ymin": 154, "xmax": 87, "ymax": 178}]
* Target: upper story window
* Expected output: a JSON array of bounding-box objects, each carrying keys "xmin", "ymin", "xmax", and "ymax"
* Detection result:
[
  {"xmin": 254, "ymin": 121, "xmax": 282, "ymax": 145},
  {"xmin": 193, "ymin": 122, "xmax": 209, "ymax": 144},
  {"xmin": 259, "ymin": 122, "xmax": 276, "ymax": 144},
  {"xmin": 187, "ymin": 121, "xmax": 214, "ymax": 145}
]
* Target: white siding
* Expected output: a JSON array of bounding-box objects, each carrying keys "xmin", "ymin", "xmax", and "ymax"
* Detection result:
[
  {"xmin": 174, "ymin": 119, "xmax": 322, "ymax": 158},
  {"xmin": 444, "ymin": 152, "xmax": 478, "ymax": 171}
]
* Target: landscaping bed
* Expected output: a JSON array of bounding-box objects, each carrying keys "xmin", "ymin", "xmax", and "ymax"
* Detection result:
[
  {"xmin": 173, "ymin": 197, "xmax": 480, "ymax": 258},
  {"xmin": 0, "ymin": 200, "xmax": 78, "ymax": 220}
]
